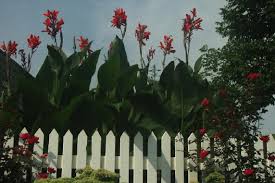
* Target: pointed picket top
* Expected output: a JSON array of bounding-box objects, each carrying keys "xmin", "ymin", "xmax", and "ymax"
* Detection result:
[
  {"xmin": 147, "ymin": 131, "xmax": 157, "ymax": 183},
  {"xmin": 19, "ymin": 128, "xmax": 28, "ymax": 145},
  {"xmin": 134, "ymin": 132, "xmax": 143, "ymax": 183},
  {"xmin": 161, "ymin": 132, "xmax": 171, "ymax": 183},
  {"xmin": 201, "ymin": 134, "xmax": 210, "ymax": 149},
  {"xmin": 34, "ymin": 128, "xmax": 44, "ymax": 155},
  {"xmin": 91, "ymin": 130, "xmax": 101, "ymax": 169},
  {"xmin": 48, "ymin": 129, "xmax": 59, "ymax": 178},
  {"xmin": 188, "ymin": 133, "xmax": 198, "ymax": 183},
  {"xmin": 62, "ymin": 130, "xmax": 73, "ymax": 178},
  {"xmin": 120, "ymin": 132, "xmax": 130, "ymax": 183},
  {"xmin": 105, "ymin": 131, "xmax": 116, "ymax": 172},
  {"xmin": 175, "ymin": 133, "xmax": 184, "ymax": 183},
  {"xmin": 134, "ymin": 132, "xmax": 143, "ymax": 141},
  {"xmin": 76, "ymin": 130, "xmax": 88, "ymax": 170}
]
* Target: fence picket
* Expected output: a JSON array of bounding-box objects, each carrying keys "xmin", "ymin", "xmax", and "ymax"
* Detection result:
[
  {"xmin": 147, "ymin": 132, "xmax": 157, "ymax": 183},
  {"xmin": 61, "ymin": 130, "xmax": 73, "ymax": 177},
  {"xmin": 91, "ymin": 130, "xmax": 101, "ymax": 169},
  {"xmin": 120, "ymin": 132, "xmax": 130, "ymax": 183},
  {"xmin": 134, "ymin": 132, "xmax": 143, "ymax": 183},
  {"xmin": 48, "ymin": 129, "xmax": 59, "ymax": 178},
  {"xmin": 105, "ymin": 131, "xmax": 115, "ymax": 172},
  {"xmin": 175, "ymin": 133, "xmax": 184, "ymax": 183},
  {"xmin": 188, "ymin": 133, "xmax": 198, "ymax": 183},
  {"xmin": 76, "ymin": 130, "xmax": 87, "ymax": 170},
  {"xmin": 33, "ymin": 129, "xmax": 44, "ymax": 173},
  {"xmin": 161, "ymin": 132, "xmax": 171, "ymax": 183}
]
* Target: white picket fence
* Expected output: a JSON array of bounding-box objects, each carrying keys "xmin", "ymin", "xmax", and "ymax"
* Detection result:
[{"xmin": 5, "ymin": 128, "xmax": 275, "ymax": 183}]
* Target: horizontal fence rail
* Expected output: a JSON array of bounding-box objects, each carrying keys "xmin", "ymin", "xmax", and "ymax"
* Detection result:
[{"xmin": 4, "ymin": 128, "xmax": 275, "ymax": 183}]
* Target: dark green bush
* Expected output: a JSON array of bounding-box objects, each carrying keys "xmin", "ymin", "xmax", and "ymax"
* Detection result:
[{"xmin": 205, "ymin": 171, "xmax": 225, "ymax": 183}]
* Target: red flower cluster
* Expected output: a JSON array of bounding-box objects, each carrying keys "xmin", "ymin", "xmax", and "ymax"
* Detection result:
[
  {"xmin": 0, "ymin": 41, "xmax": 18, "ymax": 56},
  {"xmin": 182, "ymin": 8, "xmax": 203, "ymax": 33},
  {"xmin": 243, "ymin": 168, "xmax": 254, "ymax": 176},
  {"xmin": 27, "ymin": 34, "xmax": 41, "ymax": 50},
  {"xmin": 36, "ymin": 167, "xmax": 56, "ymax": 179},
  {"xmin": 268, "ymin": 155, "xmax": 275, "ymax": 161},
  {"xmin": 40, "ymin": 153, "xmax": 48, "ymax": 159},
  {"xmin": 135, "ymin": 23, "xmax": 151, "ymax": 46},
  {"xmin": 78, "ymin": 36, "xmax": 90, "ymax": 50},
  {"xmin": 247, "ymin": 72, "xmax": 262, "ymax": 80},
  {"xmin": 111, "ymin": 8, "xmax": 127, "ymax": 28},
  {"xmin": 200, "ymin": 98, "xmax": 209, "ymax": 107},
  {"xmin": 159, "ymin": 35, "xmax": 176, "ymax": 55},
  {"xmin": 199, "ymin": 149, "xmax": 209, "ymax": 160},
  {"xmin": 259, "ymin": 135, "xmax": 269, "ymax": 143},
  {"xmin": 42, "ymin": 10, "xmax": 64, "ymax": 37},
  {"xmin": 199, "ymin": 128, "xmax": 207, "ymax": 136},
  {"xmin": 19, "ymin": 133, "xmax": 39, "ymax": 144},
  {"xmin": 147, "ymin": 46, "xmax": 156, "ymax": 61}
]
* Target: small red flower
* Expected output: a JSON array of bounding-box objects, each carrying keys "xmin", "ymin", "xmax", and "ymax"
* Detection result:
[
  {"xmin": 200, "ymin": 98, "xmax": 209, "ymax": 107},
  {"xmin": 77, "ymin": 36, "xmax": 89, "ymax": 50},
  {"xmin": 40, "ymin": 153, "xmax": 48, "ymax": 159},
  {"xmin": 247, "ymin": 72, "xmax": 262, "ymax": 80},
  {"xmin": 135, "ymin": 23, "xmax": 151, "ymax": 46},
  {"xmin": 36, "ymin": 172, "xmax": 49, "ymax": 179},
  {"xmin": 243, "ymin": 168, "xmax": 254, "ymax": 176},
  {"xmin": 159, "ymin": 35, "xmax": 176, "ymax": 55},
  {"xmin": 111, "ymin": 8, "xmax": 127, "ymax": 28},
  {"xmin": 268, "ymin": 155, "xmax": 275, "ymax": 161},
  {"xmin": 56, "ymin": 18, "xmax": 64, "ymax": 30},
  {"xmin": 27, "ymin": 34, "xmax": 41, "ymax": 50},
  {"xmin": 43, "ymin": 10, "xmax": 59, "ymax": 20},
  {"xmin": 259, "ymin": 135, "xmax": 269, "ymax": 143},
  {"xmin": 19, "ymin": 133, "xmax": 31, "ymax": 140},
  {"xmin": 214, "ymin": 132, "xmax": 223, "ymax": 140},
  {"xmin": 27, "ymin": 136, "xmax": 39, "ymax": 144},
  {"xmin": 199, "ymin": 128, "xmax": 207, "ymax": 136},
  {"xmin": 191, "ymin": 8, "xmax": 197, "ymax": 17},
  {"xmin": 47, "ymin": 167, "xmax": 56, "ymax": 174},
  {"xmin": 199, "ymin": 149, "xmax": 209, "ymax": 160},
  {"xmin": 0, "ymin": 41, "xmax": 18, "ymax": 56}
]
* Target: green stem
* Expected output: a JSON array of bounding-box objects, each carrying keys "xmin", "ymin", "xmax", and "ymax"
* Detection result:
[{"xmin": 162, "ymin": 53, "xmax": 167, "ymax": 69}]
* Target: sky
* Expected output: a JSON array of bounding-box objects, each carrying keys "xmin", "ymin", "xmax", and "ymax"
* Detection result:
[{"xmin": 0, "ymin": 0, "xmax": 274, "ymax": 133}]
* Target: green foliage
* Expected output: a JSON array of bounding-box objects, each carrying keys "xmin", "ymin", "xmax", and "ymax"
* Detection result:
[
  {"xmin": 205, "ymin": 171, "xmax": 225, "ymax": 183},
  {"xmin": 34, "ymin": 166, "xmax": 119, "ymax": 183}
]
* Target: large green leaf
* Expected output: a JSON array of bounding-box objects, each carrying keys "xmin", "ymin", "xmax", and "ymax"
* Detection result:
[
  {"xmin": 159, "ymin": 61, "xmax": 175, "ymax": 90},
  {"xmin": 116, "ymin": 64, "xmax": 139, "ymax": 98},
  {"xmin": 61, "ymin": 50, "xmax": 101, "ymax": 105},
  {"xmin": 108, "ymin": 36, "xmax": 129, "ymax": 72},
  {"xmin": 194, "ymin": 55, "xmax": 203, "ymax": 73}
]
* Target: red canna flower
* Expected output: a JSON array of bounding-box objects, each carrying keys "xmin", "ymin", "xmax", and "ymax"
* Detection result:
[
  {"xmin": 111, "ymin": 8, "xmax": 127, "ymax": 28},
  {"xmin": 200, "ymin": 98, "xmax": 209, "ymax": 107},
  {"xmin": 268, "ymin": 155, "xmax": 275, "ymax": 161},
  {"xmin": 27, "ymin": 34, "xmax": 41, "ymax": 50},
  {"xmin": 135, "ymin": 23, "xmax": 151, "ymax": 46},
  {"xmin": 243, "ymin": 168, "xmax": 254, "ymax": 176},
  {"xmin": 259, "ymin": 135, "xmax": 269, "ymax": 143},
  {"xmin": 0, "ymin": 41, "xmax": 18, "ymax": 56},
  {"xmin": 27, "ymin": 135, "xmax": 39, "ymax": 144},
  {"xmin": 36, "ymin": 172, "xmax": 49, "ymax": 179},
  {"xmin": 47, "ymin": 167, "xmax": 56, "ymax": 174},
  {"xmin": 42, "ymin": 10, "xmax": 64, "ymax": 37},
  {"xmin": 40, "ymin": 153, "xmax": 48, "ymax": 159},
  {"xmin": 182, "ymin": 8, "xmax": 203, "ymax": 33},
  {"xmin": 159, "ymin": 35, "xmax": 176, "ymax": 55},
  {"xmin": 247, "ymin": 72, "xmax": 262, "ymax": 80},
  {"xmin": 199, "ymin": 128, "xmax": 207, "ymax": 136},
  {"xmin": 19, "ymin": 133, "xmax": 31, "ymax": 140},
  {"xmin": 199, "ymin": 149, "xmax": 209, "ymax": 160},
  {"xmin": 77, "ymin": 36, "xmax": 89, "ymax": 50}
]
